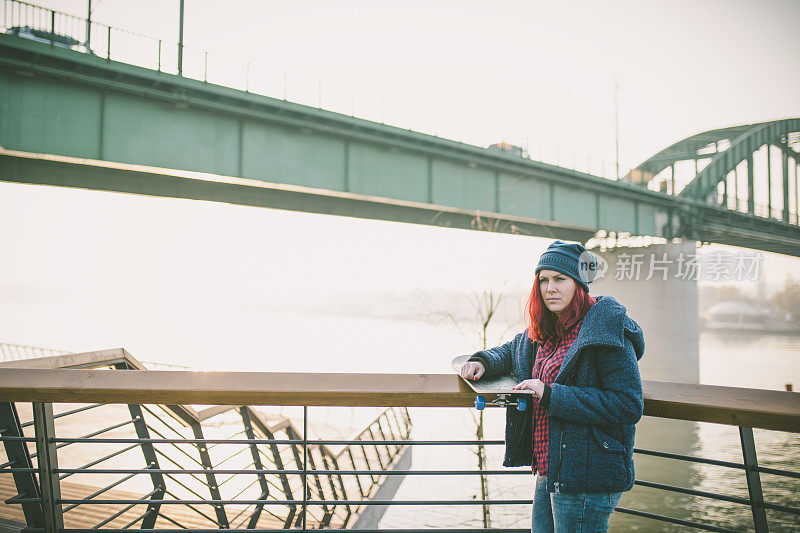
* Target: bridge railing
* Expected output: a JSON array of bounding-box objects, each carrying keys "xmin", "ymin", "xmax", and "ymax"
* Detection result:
[
  {"xmin": 711, "ymin": 190, "xmax": 800, "ymax": 225},
  {"xmin": 0, "ymin": 348, "xmax": 799, "ymax": 532}
]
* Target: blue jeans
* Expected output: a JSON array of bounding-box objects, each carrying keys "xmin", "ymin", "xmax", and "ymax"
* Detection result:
[{"xmin": 532, "ymin": 474, "xmax": 622, "ymax": 532}]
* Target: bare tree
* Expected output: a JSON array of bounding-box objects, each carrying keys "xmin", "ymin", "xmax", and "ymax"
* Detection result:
[{"xmin": 418, "ymin": 283, "xmax": 521, "ymax": 528}]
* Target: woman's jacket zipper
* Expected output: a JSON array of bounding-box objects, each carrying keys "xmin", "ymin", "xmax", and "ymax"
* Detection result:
[{"xmin": 554, "ymin": 425, "xmax": 564, "ymax": 493}]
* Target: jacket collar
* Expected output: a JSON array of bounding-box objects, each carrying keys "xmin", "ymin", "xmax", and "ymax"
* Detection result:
[
  {"xmin": 554, "ymin": 295, "xmax": 627, "ymax": 380},
  {"xmin": 572, "ymin": 295, "xmax": 626, "ymax": 350}
]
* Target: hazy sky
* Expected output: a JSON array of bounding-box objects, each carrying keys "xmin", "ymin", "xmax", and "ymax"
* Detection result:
[
  {"xmin": 32, "ymin": 0, "xmax": 800, "ymax": 172},
  {"xmin": 1, "ymin": 1, "xmax": 799, "ymax": 357}
]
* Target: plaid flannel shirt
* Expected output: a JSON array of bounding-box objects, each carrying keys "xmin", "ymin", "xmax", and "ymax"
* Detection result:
[{"xmin": 531, "ymin": 319, "xmax": 583, "ymax": 475}]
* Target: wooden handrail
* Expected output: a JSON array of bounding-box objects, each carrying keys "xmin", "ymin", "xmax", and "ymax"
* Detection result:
[
  {"xmin": 0, "ymin": 367, "xmax": 798, "ymax": 432},
  {"xmin": 0, "ymin": 348, "xmax": 203, "ymax": 425},
  {"xmin": 0, "ymin": 349, "xmax": 411, "ymax": 463}
]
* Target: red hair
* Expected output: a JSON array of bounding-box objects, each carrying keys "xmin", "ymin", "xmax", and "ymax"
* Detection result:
[{"xmin": 525, "ymin": 272, "xmax": 596, "ymax": 343}]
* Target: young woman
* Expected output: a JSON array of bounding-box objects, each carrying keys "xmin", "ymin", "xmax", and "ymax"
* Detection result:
[{"xmin": 460, "ymin": 240, "xmax": 645, "ymax": 532}]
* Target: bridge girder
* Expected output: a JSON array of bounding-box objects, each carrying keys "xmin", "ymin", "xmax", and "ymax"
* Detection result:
[
  {"xmin": 0, "ymin": 32, "xmax": 799, "ymax": 256},
  {"xmin": 676, "ymin": 119, "xmax": 800, "ymax": 203}
]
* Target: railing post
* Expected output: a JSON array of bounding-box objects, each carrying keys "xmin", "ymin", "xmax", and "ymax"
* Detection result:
[
  {"xmin": 283, "ymin": 425, "xmax": 305, "ymax": 528},
  {"xmin": 305, "ymin": 446, "xmax": 331, "ymax": 527},
  {"xmin": 106, "ymin": 25, "xmax": 110, "ymax": 61},
  {"xmin": 367, "ymin": 427, "xmax": 387, "ymax": 469},
  {"xmin": 739, "ymin": 426, "xmax": 769, "ymax": 532},
  {"xmin": 127, "ymin": 403, "xmax": 165, "ymax": 529},
  {"xmin": 33, "ymin": 402, "xmax": 63, "ymax": 533},
  {"xmin": 319, "ymin": 451, "xmax": 343, "ymax": 527},
  {"xmin": 359, "ymin": 435, "xmax": 378, "ymax": 485},
  {"xmin": 247, "ymin": 410, "xmax": 296, "ymax": 528},
  {"xmin": 302, "ymin": 405, "xmax": 308, "ymax": 533},
  {"xmin": 239, "ymin": 407, "xmax": 269, "ymax": 528},
  {"xmin": 346, "ymin": 447, "xmax": 366, "ymax": 498},
  {"xmin": 0, "ymin": 402, "xmax": 45, "ymax": 529},
  {"xmin": 326, "ymin": 452, "xmax": 351, "ymax": 524},
  {"xmin": 191, "ymin": 421, "xmax": 229, "ymax": 528}
]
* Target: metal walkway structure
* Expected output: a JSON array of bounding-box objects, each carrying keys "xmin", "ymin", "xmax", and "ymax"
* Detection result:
[
  {"xmin": 0, "ymin": 350, "xmax": 798, "ymax": 532},
  {"xmin": 0, "ymin": 1, "xmax": 799, "ymax": 255},
  {"xmin": 0, "ymin": 350, "xmax": 412, "ymax": 531}
]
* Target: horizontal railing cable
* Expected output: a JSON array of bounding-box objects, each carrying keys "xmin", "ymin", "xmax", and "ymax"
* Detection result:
[
  {"xmin": 162, "ymin": 490, "xmax": 221, "ymax": 527},
  {"xmin": 144, "ymin": 426, "xmax": 208, "ymax": 469},
  {"xmin": 62, "ymin": 470, "xmax": 145, "ymax": 512},
  {"xmin": 207, "ymin": 429, "xmax": 247, "ymax": 451},
  {"xmin": 161, "ymin": 474, "xmax": 209, "ymax": 502},
  {"xmin": 152, "ymin": 448, "xmax": 209, "ymax": 488},
  {"xmin": 53, "ymin": 418, "xmax": 138, "ymax": 451},
  {"xmin": 635, "ymin": 479, "xmax": 754, "ymax": 507},
  {"xmin": 118, "ymin": 509, "xmax": 151, "ymax": 530},
  {"xmin": 634, "ymin": 447, "xmax": 748, "ymax": 469},
  {"xmin": 89, "ymin": 487, "xmax": 160, "ymax": 529},
  {"xmin": 18, "ymin": 403, "xmax": 104, "ymax": 428},
  {"xmin": 24, "ymin": 530, "xmax": 529, "ymax": 533},
  {"xmin": 154, "ymin": 511, "xmax": 188, "ymax": 530},
  {"xmin": 3, "ymin": 436, "xmax": 505, "ymax": 445},
  {"xmin": 58, "ymin": 443, "xmax": 141, "ymax": 480},
  {"xmin": 212, "ymin": 445, "xmax": 251, "ymax": 469},
  {"xmin": 44, "ymin": 498, "xmax": 535, "ymax": 506},
  {"xmin": 0, "ymin": 466, "xmax": 534, "ymax": 476}
]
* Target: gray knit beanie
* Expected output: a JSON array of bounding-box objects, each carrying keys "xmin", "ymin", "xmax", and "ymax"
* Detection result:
[{"xmin": 535, "ymin": 240, "xmax": 600, "ymax": 292}]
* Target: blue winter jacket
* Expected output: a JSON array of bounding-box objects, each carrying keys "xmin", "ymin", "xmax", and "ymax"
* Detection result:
[{"xmin": 469, "ymin": 295, "xmax": 645, "ymax": 494}]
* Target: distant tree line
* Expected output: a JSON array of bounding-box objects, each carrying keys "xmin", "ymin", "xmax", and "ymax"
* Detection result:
[
  {"xmin": 699, "ymin": 280, "xmax": 800, "ymax": 323},
  {"xmin": 770, "ymin": 280, "xmax": 800, "ymax": 323}
]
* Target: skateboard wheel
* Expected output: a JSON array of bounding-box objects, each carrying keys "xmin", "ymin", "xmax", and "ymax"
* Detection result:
[
  {"xmin": 475, "ymin": 396, "xmax": 486, "ymax": 410},
  {"xmin": 517, "ymin": 397, "xmax": 528, "ymax": 412}
]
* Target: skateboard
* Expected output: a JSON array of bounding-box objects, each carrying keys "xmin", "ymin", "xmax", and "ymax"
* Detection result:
[{"xmin": 451, "ymin": 354, "xmax": 535, "ymax": 411}]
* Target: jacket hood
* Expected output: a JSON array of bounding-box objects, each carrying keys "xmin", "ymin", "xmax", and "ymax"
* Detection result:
[{"xmin": 577, "ymin": 295, "xmax": 645, "ymax": 361}]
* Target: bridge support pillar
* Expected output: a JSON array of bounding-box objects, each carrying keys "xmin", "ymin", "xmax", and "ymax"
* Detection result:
[
  {"xmin": 589, "ymin": 240, "xmax": 700, "ymax": 528},
  {"xmin": 590, "ymin": 239, "xmax": 699, "ymax": 384}
]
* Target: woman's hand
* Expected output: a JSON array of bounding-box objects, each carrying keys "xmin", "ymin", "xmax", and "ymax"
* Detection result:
[
  {"xmin": 513, "ymin": 379, "xmax": 545, "ymax": 398},
  {"xmin": 460, "ymin": 361, "xmax": 485, "ymax": 381}
]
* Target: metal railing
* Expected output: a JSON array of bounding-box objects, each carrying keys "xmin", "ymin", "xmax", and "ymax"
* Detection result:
[
  {"xmin": 0, "ymin": 350, "xmax": 413, "ymax": 531},
  {"xmin": 708, "ymin": 192, "xmax": 800, "ymax": 225},
  {"xmin": 0, "ymin": 348, "xmax": 799, "ymax": 532}
]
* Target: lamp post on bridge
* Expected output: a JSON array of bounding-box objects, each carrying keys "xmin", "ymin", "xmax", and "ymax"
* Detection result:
[
  {"xmin": 86, "ymin": 1, "xmax": 91, "ymax": 50},
  {"xmin": 178, "ymin": 0, "xmax": 185, "ymax": 76},
  {"xmin": 614, "ymin": 76, "xmax": 620, "ymax": 181}
]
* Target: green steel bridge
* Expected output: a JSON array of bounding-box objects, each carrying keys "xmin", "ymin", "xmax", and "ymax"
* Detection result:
[{"xmin": 1, "ymin": 1, "xmax": 799, "ymax": 256}]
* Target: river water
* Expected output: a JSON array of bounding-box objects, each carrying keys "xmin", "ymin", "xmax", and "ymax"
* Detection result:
[
  {"xmin": 0, "ymin": 183, "xmax": 798, "ymax": 531},
  {"xmin": 1, "ymin": 300, "xmax": 797, "ymax": 531},
  {"xmin": 380, "ymin": 328, "xmax": 800, "ymax": 532}
]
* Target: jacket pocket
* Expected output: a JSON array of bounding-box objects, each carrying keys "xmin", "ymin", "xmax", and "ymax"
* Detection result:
[{"xmin": 591, "ymin": 426, "xmax": 624, "ymax": 454}]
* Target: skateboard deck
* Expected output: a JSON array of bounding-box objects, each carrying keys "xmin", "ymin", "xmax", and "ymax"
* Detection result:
[{"xmin": 451, "ymin": 354, "xmax": 535, "ymax": 411}]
